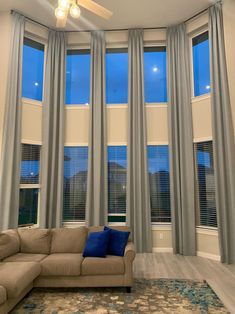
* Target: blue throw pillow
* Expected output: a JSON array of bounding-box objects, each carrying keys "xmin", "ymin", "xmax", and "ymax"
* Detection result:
[
  {"xmin": 104, "ymin": 226, "xmax": 130, "ymax": 256},
  {"xmin": 83, "ymin": 229, "xmax": 111, "ymax": 258}
]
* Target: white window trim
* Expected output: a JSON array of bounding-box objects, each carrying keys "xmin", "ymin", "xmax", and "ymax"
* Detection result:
[
  {"xmin": 191, "ymin": 93, "xmax": 211, "ymax": 103},
  {"xmin": 22, "ymin": 97, "xmax": 43, "ymax": 107},
  {"xmin": 193, "ymin": 136, "xmax": 213, "ymax": 143},
  {"xmin": 196, "ymin": 226, "xmax": 218, "ymax": 235},
  {"xmin": 65, "ymin": 104, "xmax": 89, "ymax": 109},
  {"xmin": 19, "ymin": 143, "xmax": 42, "ymax": 228},
  {"xmin": 151, "ymin": 223, "xmax": 172, "ymax": 230}
]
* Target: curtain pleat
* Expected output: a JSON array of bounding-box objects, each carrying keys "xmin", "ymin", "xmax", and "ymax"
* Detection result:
[
  {"xmin": 209, "ymin": 3, "xmax": 235, "ymax": 264},
  {"xmin": 167, "ymin": 24, "xmax": 196, "ymax": 255},
  {"xmin": 40, "ymin": 30, "xmax": 66, "ymax": 228},
  {"xmin": 86, "ymin": 31, "xmax": 108, "ymax": 226},
  {"xmin": 127, "ymin": 29, "xmax": 152, "ymax": 253},
  {"xmin": 0, "ymin": 12, "xmax": 25, "ymax": 231}
]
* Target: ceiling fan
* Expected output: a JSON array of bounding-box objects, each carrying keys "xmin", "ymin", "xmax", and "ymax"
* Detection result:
[{"xmin": 54, "ymin": 0, "xmax": 113, "ymax": 28}]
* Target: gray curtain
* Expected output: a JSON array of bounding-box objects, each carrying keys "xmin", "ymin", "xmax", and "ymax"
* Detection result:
[
  {"xmin": 86, "ymin": 31, "xmax": 108, "ymax": 226},
  {"xmin": 127, "ymin": 29, "xmax": 152, "ymax": 253},
  {"xmin": 0, "ymin": 12, "xmax": 25, "ymax": 231},
  {"xmin": 167, "ymin": 24, "xmax": 196, "ymax": 256},
  {"xmin": 209, "ymin": 3, "xmax": 235, "ymax": 264},
  {"xmin": 40, "ymin": 31, "xmax": 66, "ymax": 228}
]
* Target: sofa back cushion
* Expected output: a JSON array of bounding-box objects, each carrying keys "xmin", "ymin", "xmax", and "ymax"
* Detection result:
[
  {"xmin": 0, "ymin": 229, "xmax": 20, "ymax": 261},
  {"xmin": 51, "ymin": 227, "xmax": 87, "ymax": 253},
  {"xmin": 88, "ymin": 226, "xmax": 132, "ymax": 242},
  {"xmin": 18, "ymin": 228, "xmax": 51, "ymax": 254}
]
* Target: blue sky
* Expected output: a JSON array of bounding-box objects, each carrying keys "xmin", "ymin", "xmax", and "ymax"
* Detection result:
[
  {"xmin": 144, "ymin": 50, "xmax": 167, "ymax": 102},
  {"xmin": 22, "ymin": 36, "xmax": 210, "ymax": 102},
  {"xmin": 66, "ymin": 52, "xmax": 91, "ymax": 105},
  {"xmin": 193, "ymin": 36, "xmax": 211, "ymax": 96},
  {"xmin": 22, "ymin": 43, "xmax": 44, "ymax": 101}
]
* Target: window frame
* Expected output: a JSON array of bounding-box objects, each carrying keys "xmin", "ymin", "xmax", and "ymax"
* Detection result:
[
  {"xmin": 147, "ymin": 144, "xmax": 171, "ymax": 224},
  {"xmin": 189, "ymin": 27, "xmax": 211, "ymax": 100},
  {"xmin": 107, "ymin": 144, "xmax": 127, "ymax": 225},
  {"xmin": 65, "ymin": 47, "xmax": 91, "ymax": 107},
  {"xmin": 194, "ymin": 138, "xmax": 217, "ymax": 230},
  {"xmin": 143, "ymin": 43, "xmax": 168, "ymax": 105},
  {"xmin": 19, "ymin": 141, "xmax": 42, "ymax": 228},
  {"xmin": 63, "ymin": 144, "xmax": 89, "ymax": 223},
  {"xmin": 22, "ymin": 33, "xmax": 47, "ymax": 104},
  {"xmin": 106, "ymin": 47, "xmax": 129, "ymax": 106}
]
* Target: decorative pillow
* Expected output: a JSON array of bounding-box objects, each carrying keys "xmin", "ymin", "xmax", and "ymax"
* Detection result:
[
  {"xmin": 51, "ymin": 227, "xmax": 87, "ymax": 254},
  {"xmin": 83, "ymin": 229, "xmax": 111, "ymax": 258},
  {"xmin": 0, "ymin": 230, "xmax": 20, "ymax": 261},
  {"xmin": 18, "ymin": 228, "xmax": 51, "ymax": 254},
  {"xmin": 104, "ymin": 226, "xmax": 130, "ymax": 257}
]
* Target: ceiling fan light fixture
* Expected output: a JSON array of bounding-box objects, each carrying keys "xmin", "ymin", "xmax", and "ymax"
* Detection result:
[
  {"xmin": 58, "ymin": 0, "xmax": 70, "ymax": 9},
  {"xmin": 70, "ymin": 4, "xmax": 81, "ymax": 19},
  {"xmin": 55, "ymin": 6, "xmax": 66, "ymax": 19}
]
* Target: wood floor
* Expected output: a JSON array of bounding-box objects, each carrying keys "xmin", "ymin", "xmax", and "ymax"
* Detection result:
[{"xmin": 133, "ymin": 253, "xmax": 235, "ymax": 313}]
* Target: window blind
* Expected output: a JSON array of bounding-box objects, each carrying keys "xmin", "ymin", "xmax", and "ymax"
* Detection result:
[
  {"xmin": 148, "ymin": 146, "xmax": 171, "ymax": 223},
  {"xmin": 19, "ymin": 144, "xmax": 41, "ymax": 226},
  {"xmin": 195, "ymin": 141, "xmax": 217, "ymax": 227},
  {"xmin": 63, "ymin": 147, "xmax": 88, "ymax": 221},
  {"xmin": 20, "ymin": 144, "xmax": 40, "ymax": 184},
  {"xmin": 108, "ymin": 146, "xmax": 127, "ymax": 215}
]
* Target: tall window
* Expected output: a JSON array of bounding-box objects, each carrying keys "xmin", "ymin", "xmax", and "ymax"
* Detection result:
[
  {"xmin": 192, "ymin": 31, "xmax": 211, "ymax": 97},
  {"xmin": 195, "ymin": 141, "xmax": 217, "ymax": 227},
  {"xmin": 106, "ymin": 48, "xmax": 128, "ymax": 104},
  {"xmin": 148, "ymin": 146, "xmax": 171, "ymax": 223},
  {"xmin": 19, "ymin": 144, "xmax": 41, "ymax": 226},
  {"xmin": 63, "ymin": 147, "xmax": 88, "ymax": 221},
  {"xmin": 22, "ymin": 38, "xmax": 45, "ymax": 101},
  {"xmin": 108, "ymin": 146, "xmax": 127, "ymax": 222},
  {"xmin": 66, "ymin": 50, "xmax": 90, "ymax": 105},
  {"xmin": 144, "ymin": 47, "xmax": 167, "ymax": 103}
]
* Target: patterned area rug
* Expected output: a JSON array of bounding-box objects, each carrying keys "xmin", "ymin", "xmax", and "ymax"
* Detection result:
[{"xmin": 11, "ymin": 279, "xmax": 229, "ymax": 314}]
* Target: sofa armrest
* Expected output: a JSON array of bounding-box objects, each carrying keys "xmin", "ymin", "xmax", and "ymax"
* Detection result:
[{"xmin": 124, "ymin": 242, "xmax": 135, "ymax": 261}]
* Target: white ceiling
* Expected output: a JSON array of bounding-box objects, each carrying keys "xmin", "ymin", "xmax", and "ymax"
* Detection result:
[{"xmin": 0, "ymin": 0, "xmax": 213, "ymax": 31}]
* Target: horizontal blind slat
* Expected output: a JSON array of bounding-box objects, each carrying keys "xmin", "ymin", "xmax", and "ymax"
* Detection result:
[
  {"xmin": 195, "ymin": 141, "xmax": 217, "ymax": 228},
  {"xmin": 63, "ymin": 147, "xmax": 88, "ymax": 221},
  {"xmin": 148, "ymin": 145, "xmax": 171, "ymax": 223},
  {"xmin": 108, "ymin": 146, "xmax": 127, "ymax": 216}
]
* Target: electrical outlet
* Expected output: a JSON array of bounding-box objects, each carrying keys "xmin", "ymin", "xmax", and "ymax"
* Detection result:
[{"xmin": 159, "ymin": 233, "xmax": 164, "ymax": 240}]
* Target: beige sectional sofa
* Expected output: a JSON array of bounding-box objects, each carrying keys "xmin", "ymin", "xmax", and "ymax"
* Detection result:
[{"xmin": 0, "ymin": 226, "xmax": 135, "ymax": 314}]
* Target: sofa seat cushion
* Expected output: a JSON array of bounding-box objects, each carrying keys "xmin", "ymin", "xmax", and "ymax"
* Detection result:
[
  {"xmin": 51, "ymin": 227, "xmax": 87, "ymax": 254},
  {"xmin": 4, "ymin": 253, "xmax": 47, "ymax": 263},
  {"xmin": 0, "ymin": 286, "xmax": 7, "ymax": 305},
  {"xmin": 18, "ymin": 228, "xmax": 51, "ymax": 254},
  {"xmin": 0, "ymin": 262, "xmax": 41, "ymax": 298},
  {"xmin": 40, "ymin": 253, "xmax": 83, "ymax": 276},
  {"xmin": 82, "ymin": 256, "xmax": 125, "ymax": 276}
]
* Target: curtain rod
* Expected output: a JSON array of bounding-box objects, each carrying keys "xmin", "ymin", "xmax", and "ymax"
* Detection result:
[{"xmin": 11, "ymin": 2, "xmax": 220, "ymax": 33}]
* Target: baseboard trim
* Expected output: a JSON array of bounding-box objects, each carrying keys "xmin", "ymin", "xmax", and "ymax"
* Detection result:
[
  {"xmin": 152, "ymin": 247, "xmax": 173, "ymax": 253},
  {"xmin": 197, "ymin": 251, "xmax": 221, "ymax": 262}
]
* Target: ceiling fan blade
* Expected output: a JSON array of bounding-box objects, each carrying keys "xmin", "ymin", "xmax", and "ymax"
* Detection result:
[
  {"xmin": 56, "ymin": 8, "xmax": 69, "ymax": 28},
  {"xmin": 77, "ymin": 0, "xmax": 113, "ymax": 19}
]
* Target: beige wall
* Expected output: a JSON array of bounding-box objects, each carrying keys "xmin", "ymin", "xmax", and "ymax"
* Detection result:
[{"xmin": 0, "ymin": 12, "xmax": 11, "ymax": 155}]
